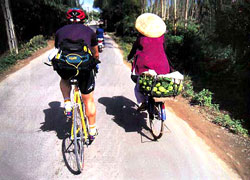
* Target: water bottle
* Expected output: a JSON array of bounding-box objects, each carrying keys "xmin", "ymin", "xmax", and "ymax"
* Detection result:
[{"xmin": 161, "ymin": 103, "xmax": 166, "ymax": 121}]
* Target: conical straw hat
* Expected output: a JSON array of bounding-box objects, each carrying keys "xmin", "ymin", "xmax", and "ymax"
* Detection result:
[{"xmin": 135, "ymin": 13, "xmax": 166, "ymax": 38}]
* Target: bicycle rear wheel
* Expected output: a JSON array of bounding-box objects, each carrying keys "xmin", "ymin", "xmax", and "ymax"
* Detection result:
[
  {"xmin": 149, "ymin": 102, "xmax": 164, "ymax": 140},
  {"xmin": 73, "ymin": 105, "xmax": 84, "ymax": 173}
]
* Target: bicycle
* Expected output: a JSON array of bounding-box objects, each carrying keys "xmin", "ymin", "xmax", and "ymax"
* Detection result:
[
  {"xmin": 146, "ymin": 96, "xmax": 167, "ymax": 140},
  {"xmin": 44, "ymin": 64, "xmax": 90, "ymax": 173},
  {"xmin": 46, "ymin": 44, "xmax": 100, "ymax": 174},
  {"xmin": 138, "ymin": 71, "xmax": 184, "ymax": 140},
  {"xmin": 67, "ymin": 77, "xmax": 91, "ymax": 173}
]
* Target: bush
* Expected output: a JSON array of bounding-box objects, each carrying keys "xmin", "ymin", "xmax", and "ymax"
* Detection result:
[
  {"xmin": 192, "ymin": 89, "xmax": 213, "ymax": 107},
  {"xmin": 165, "ymin": 22, "xmax": 204, "ymax": 73},
  {"xmin": 182, "ymin": 76, "xmax": 195, "ymax": 98},
  {"xmin": 0, "ymin": 35, "xmax": 47, "ymax": 74},
  {"xmin": 213, "ymin": 115, "xmax": 248, "ymax": 136}
]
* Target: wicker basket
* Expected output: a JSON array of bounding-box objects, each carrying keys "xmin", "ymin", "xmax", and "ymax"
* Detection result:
[{"xmin": 138, "ymin": 71, "xmax": 184, "ymax": 97}]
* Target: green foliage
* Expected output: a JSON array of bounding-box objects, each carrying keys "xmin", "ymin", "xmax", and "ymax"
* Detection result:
[
  {"xmin": 168, "ymin": 35, "xmax": 184, "ymax": 44},
  {"xmin": 0, "ymin": 35, "xmax": 47, "ymax": 74},
  {"xmin": 1, "ymin": 0, "xmax": 78, "ymax": 54},
  {"xmin": 94, "ymin": 0, "xmax": 141, "ymax": 36},
  {"xmin": 108, "ymin": 33, "xmax": 134, "ymax": 61},
  {"xmin": 165, "ymin": 22, "xmax": 203, "ymax": 73},
  {"xmin": 192, "ymin": 89, "xmax": 213, "ymax": 107},
  {"xmin": 21, "ymin": 35, "xmax": 47, "ymax": 51},
  {"xmin": 182, "ymin": 76, "xmax": 195, "ymax": 98},
  {"xmin": 213, "ymin": 115, "xmax": 248, "ymax": 136}
]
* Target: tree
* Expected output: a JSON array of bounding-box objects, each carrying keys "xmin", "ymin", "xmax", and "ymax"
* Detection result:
[
  {"xmin": 153, "ymin": 0, "xmax": 159, "ymax": 15},
  {"xmin": 149, "ymin": 0, "xmax": 153, "ymax": 12},
  {"xmin": 166, "ymin": 0, "xmax": 170, "ymax": 20},
  {"xmin": 184, "ymin": 0, "xmax": 189, "ymax": 28},
  {"xmin": 1, "ymin": 0, "xmax": 18, "ymax": 54},
  {"xmin": 173, "ymin": 0, "xmax": 177, "ymax": 33}
]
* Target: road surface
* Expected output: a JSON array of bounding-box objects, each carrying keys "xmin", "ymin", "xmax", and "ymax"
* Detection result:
[{"xmin": 0, "ymin": 35, "xmax": 240, "ymax": 180}]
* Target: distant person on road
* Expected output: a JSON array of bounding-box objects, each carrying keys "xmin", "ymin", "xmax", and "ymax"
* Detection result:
[
  {"xmin": 53, "ymin": 8, "xmax": 99, "ymax": 140},
  {"xmin": 127, "ymin": 13, "xmax": 170, "ymax": 111},
  {"xmin": 96, "ymin": 24, "xmax": 105, "ymax": 45}
]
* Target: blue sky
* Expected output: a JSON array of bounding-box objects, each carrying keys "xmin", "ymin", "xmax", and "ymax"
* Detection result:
[{"xmin": 81, "ymin": 0, "xmax": 99, "ymax": 12}]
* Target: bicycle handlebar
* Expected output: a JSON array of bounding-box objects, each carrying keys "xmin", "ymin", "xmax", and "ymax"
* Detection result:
[{"xmin": 44, "ymin": 62, "xmax": 52, "ymax": 66}]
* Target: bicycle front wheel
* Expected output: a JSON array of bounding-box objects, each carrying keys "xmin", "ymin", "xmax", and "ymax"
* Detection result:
[
  {"xmin": 149, "ymin": 102, "xmax": 164, "ymax": 140},
  {"xmin": 73, "ymin": 105, "xmax": 84, "ymax": 173}
]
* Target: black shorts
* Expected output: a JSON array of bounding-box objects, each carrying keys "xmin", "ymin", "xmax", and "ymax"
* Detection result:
[{"xmin": 56, "ymin": 69, "xmax": 95, "ymax": 94}]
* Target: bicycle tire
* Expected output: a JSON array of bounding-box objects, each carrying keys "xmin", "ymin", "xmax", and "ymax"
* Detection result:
[
  {"xmin": 149, "ymin": 102, "xmax": 164, "ymax": 140},
  {"xmin": 73, "ymin": 105, "xmax": 84, "ymax": 173}
]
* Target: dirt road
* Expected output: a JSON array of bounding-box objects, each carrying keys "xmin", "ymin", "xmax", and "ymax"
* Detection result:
[{"xmin": 0, "ymin": 35, "xmax": 241, "ymax": 179}]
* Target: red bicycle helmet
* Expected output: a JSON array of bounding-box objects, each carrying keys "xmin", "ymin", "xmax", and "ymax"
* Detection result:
[{"xmin": 67, "ymin": 8, "xmax": 86, "ymax": 22}]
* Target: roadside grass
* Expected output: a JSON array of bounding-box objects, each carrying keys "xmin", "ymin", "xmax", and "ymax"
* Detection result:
[
  {"xmin": 0, "ymin": 35, "xmax": 47, "ymax": 74},
  {"xmin": 183, "ymin": 76, "xmax": 248, "ymax": 136},
  {"xmin": 108, "ymin": 33, "xmax": 133, "ymax": 61},
  {"xmin": 110, "ymin": 33, "xmax": 249, "ymax": 137}
]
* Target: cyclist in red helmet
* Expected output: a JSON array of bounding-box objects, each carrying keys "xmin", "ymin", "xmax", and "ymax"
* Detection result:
[
  {"xmin": 66, "ymin": 8, "xmax": 86, "ymax": 23},
  {"xmin": 53, "ymin": 8, "xmax": 99, "ymax": 140}
]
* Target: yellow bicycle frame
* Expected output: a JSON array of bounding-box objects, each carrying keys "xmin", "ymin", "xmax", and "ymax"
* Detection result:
[{"xmin": 71, "ymin": 86, "xmax": 88, "ymax": 141}]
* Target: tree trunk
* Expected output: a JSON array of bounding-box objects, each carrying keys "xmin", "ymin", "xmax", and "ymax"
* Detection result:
[
  {"xmin": 162, "ymin": 0, "xmax": 167, "ymax": 20},
  {"xmin": 141, "ymin": 0, "xmax": 145, "ymax": 13},
  {"xmin": 154, "ymin": 0, "xmax": 159, "ymax": 15},
  {"xmin": 167, "ymin": 0, "xmax": 170, "ymax": 20},
  {"xmin": 184, "ymin": 0, "xmax": 189, "ymax": 28},
  {"xmin": 149, "ymin": 0, "xmax": 153, "ymax": 13},
  {"xmin": 174, "ymin": 0, "xmax": 177, "ymax": 34},
  {"xmin": 1, "ymin": 0, "xmax": 18, "ymax": 54},
  {"xmin": 191, "ymin": 0, "xmax": 195, "ymax": 20},
  {"xmin": 161, "ymin": 0, "xmax": 163, "ymax": 18}
]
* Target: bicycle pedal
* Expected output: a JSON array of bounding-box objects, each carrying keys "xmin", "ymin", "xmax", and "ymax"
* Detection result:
[{"xmin": 64, "ymin": 110, "xmax": 72, "ymax": 118}]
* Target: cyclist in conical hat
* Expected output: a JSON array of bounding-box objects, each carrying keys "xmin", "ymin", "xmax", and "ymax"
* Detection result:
[{"xmin": 127, "ymin": 13, "xmax": 170, "ymax": 111}]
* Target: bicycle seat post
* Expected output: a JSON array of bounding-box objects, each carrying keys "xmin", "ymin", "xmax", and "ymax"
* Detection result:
[{"xmin": 70, "ymin": 78, "xmax": 78, "ymax": 89}]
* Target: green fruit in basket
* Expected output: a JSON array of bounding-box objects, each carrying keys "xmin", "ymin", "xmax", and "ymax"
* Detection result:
[
  {"xmin": 139, "ymin": 80, "xmax": 143, "ymax": 84},
  {"xmin": 159, "ymin": 86, "xmax": 166, "ymax": 92},
  {"xmin": 143, "ymin": 81, "xmax": 147, "ymax": 86},
  {"xmin": 161, "ymin": 82, "xmax": 168, "ymax": 87},
  {"xmin": 163, "ymin": 91, "xmax": 169, "ymax": 96},
  {"xmin": 174, "ymin": 84, "xmax": 178, "ymax": 90},
  {"xmin": 168, "ymin": 86, "xmax": 173, "ymax": 91},
  {"xmin": 156, "ymin": 91, "xmax": 161, "ymax": 96},
  {"xmin": 164, "ymin": 77, "xmax": 172, "ymax": 82},
  {"xmin": 148, "ymin": 81, "xmax": 152, "ymax": 86},
  {"xmin": 146, "ymin": 86, "xmax": 151, "ymax": 91},
  {"xmin": 142, "ymin": 85, "xmax": 145, "ymax": 89},
  {"xmin": 152, "ymin": 87, "xmax": 158, "ymax": 92},
  {"xmin": 155, "ymin": 82, "xmax": 161, "ymax": 87},
  {"xmin": 178, "ymin": 84, "xmax": 183, "ymax": 93},
  {"xmin": 170, "ymin": 81, "xmax": 174, "ymax": 85}
]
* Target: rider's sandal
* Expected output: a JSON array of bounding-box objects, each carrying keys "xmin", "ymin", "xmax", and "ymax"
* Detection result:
[{"xmin": 89, "ymin": 129, "xmax": 98, "ymax": 142}]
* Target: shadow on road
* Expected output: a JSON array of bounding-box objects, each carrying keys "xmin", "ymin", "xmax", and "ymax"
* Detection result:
[
  {"xmin": 40, "ymin": 101, "xmax": 70, "ymax": 139},
  {"xmin": 98, "ymin": 96, "xmax": 155, "ymax": 141},
  {"xmin": 41, "ymin": 101, "xmax": 81, "ymax": 175}
]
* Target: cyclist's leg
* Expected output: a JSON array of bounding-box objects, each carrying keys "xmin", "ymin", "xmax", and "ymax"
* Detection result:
[
  {"xmin": 56, "ymin": 69, "xmax": 73, "ymax": 99},
  {"xmin": 81, "ymin": 92, "xmax": 96, "ymax": 126},
  {"xmin": 134, "ymin": 77, "xmax": 147, "ymax": 110},
  {"xmin": 78, "ymin": 70, "xmax": 97, "ymax": 137},
  {"xmin": 56, "ymin": 69, "xmax": 75, "ymax": 116},
  {"xmin": 60, "ymin": 79, "xmax": 71, "ymax": 99}
]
